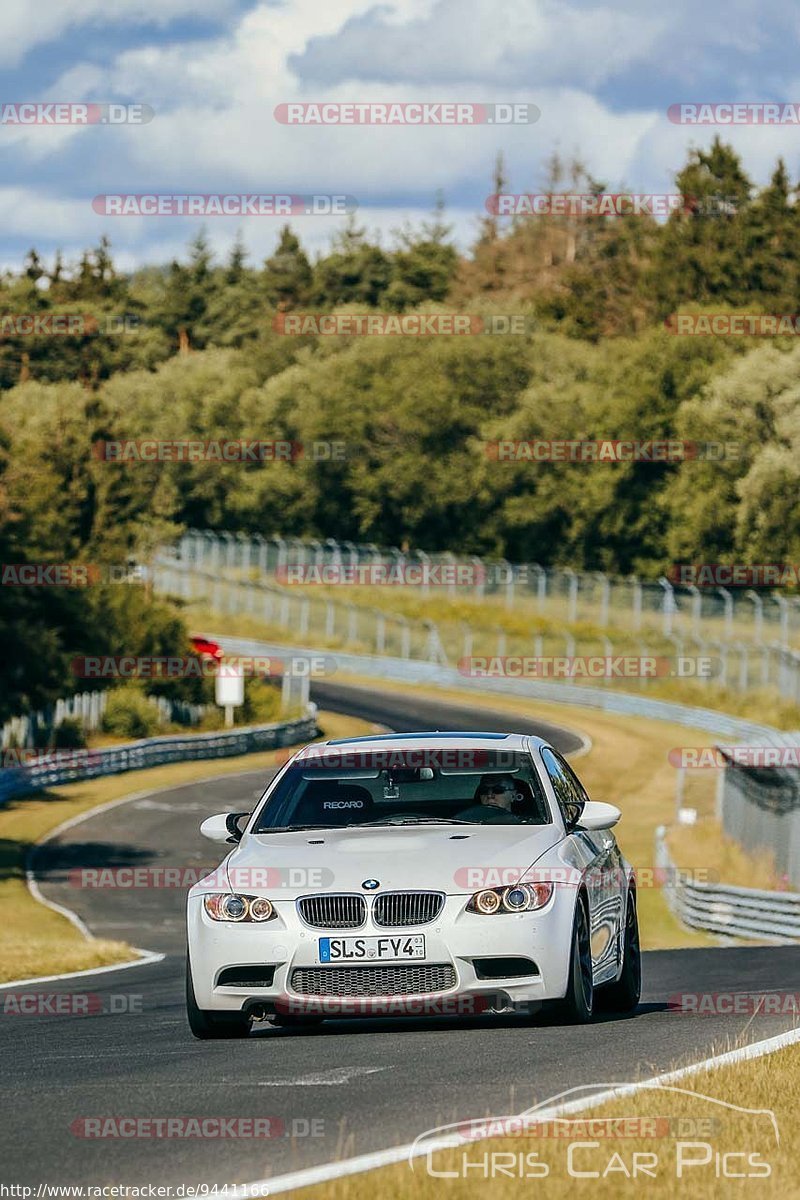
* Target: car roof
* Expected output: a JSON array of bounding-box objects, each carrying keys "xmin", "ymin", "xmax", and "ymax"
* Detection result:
[{"xmin": 301, "ymin": 731, "xmax": 550, "ymax": 755}]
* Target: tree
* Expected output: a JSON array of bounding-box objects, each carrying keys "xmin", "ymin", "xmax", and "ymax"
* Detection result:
[
  {"xmin": 262, "ymin": 226, "xmax": 312, "ymax": 309},
  {"xmin": 312, "ymin": 218, "xmax": 393, "ymax": 307},
  {"xmin": 384, "ymin": 194, "xmax": 459, "ymax": 310}
]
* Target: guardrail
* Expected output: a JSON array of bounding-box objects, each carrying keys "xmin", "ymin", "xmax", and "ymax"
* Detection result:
[
  {"xmin": 208, "ymin": 632, "xmax": 788, "ymax": 743},
  {"xmin": 0, "ymin": 710, "xmax": 318, "ymax": 808},
  {"xmin": 655, "ymin": 826, "xmax": 800, "ymax": 941}
]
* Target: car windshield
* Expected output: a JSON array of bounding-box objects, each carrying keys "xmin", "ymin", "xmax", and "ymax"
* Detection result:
[{"xmin": 252, "ymin": 748, "xmax": 551, "ymax": 832}]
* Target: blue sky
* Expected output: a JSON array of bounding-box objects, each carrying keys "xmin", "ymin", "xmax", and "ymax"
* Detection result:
[{"xmin": 2, "ymin": 0, "xmax": 798, "ymax": 274}]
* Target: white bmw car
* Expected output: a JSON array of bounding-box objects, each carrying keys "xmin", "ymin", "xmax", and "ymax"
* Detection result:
[{"xmin": 186, "ymin": 732, "xmax": 640, "ymax": 1038}]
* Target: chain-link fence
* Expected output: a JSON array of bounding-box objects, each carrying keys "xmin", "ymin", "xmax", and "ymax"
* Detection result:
[
  {"xmin": 175, "ymin": 529, "xmax": 800, "ymax": 649},
  {"xmin": 719, "ymin": 744, "xmax": 800, "ymax": 888},
  {"xmin": 156, "ymin": 544, "xmax": 800, "ymax": 702}
]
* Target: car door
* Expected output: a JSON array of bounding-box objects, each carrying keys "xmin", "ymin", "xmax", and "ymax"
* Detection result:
[{"xmin": 540, "ymin": 748, "xmax": 619, "ymax": 983}]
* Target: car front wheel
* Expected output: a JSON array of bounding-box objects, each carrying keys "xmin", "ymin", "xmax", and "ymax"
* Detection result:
[
  {"xmin": 552, "ymin": 895, "xmax": 594, "ymax": 1024},
  {"xmin": 596, "ymin": 892, "xmax": 641, "ymax": 1014}
]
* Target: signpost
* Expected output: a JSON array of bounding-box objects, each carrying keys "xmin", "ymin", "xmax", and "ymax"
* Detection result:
[{"xmin": 215, "ymin": 663, "xmax": 244, "ymax": 728}]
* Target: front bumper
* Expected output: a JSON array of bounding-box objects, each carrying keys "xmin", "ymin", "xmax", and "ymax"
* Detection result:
[{"xmin": 187, "ymin": 890, "xmax": 576, "ymax": 1015}]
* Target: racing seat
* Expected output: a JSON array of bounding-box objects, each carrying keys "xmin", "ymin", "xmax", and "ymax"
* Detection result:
[{"xmin": 291, "ymin": 781, "xmax": 374, "ymax": 827}]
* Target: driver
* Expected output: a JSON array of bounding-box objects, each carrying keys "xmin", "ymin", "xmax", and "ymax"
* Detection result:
[{"xmin": 456, "ymin": 774, "xmax": 522, "ymax": 824}]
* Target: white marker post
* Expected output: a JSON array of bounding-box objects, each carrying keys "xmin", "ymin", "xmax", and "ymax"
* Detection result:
[{"xmin": 215, "ymin": 662, "xmax": 244, "ymax": 728}]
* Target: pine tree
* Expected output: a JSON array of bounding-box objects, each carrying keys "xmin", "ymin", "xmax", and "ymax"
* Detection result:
[{"xmin": 263, "ymin": 226, "xmax": 312, "ymax": 309}]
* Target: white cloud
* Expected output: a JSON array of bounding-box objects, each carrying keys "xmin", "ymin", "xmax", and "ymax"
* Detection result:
[
  {"xmin": 0, "ymin": 0, "xmax": 243, "ymax": 67},
  {"xmin": 289, "ymin": 0, "xmax": 668, "ymax": 88},
  {"xmin": 6, "ymin": 0, "xmax": 800, "ymax": 270}
]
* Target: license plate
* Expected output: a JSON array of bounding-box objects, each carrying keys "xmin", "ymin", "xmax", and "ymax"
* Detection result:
[{"xmin": 318, "ymin": 935, "xmax": 425, "ymax": 963}]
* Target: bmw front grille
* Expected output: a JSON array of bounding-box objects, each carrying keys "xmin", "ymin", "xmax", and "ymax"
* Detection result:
[{"xmin": 372, "ymin": 891, "xmax": 444, "ymax": 927}]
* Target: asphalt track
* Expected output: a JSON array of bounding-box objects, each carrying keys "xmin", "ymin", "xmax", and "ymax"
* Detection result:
[{"xmin": 2, "ymin": 682, "xmax": 799, "ymax": 1188}]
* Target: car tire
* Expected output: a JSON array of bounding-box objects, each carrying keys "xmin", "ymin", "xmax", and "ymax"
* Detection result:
[
  {"xmin": 186, "ymin": 956, "xmax": 252, "ymax": 1039},
  {"xmin": 552, "ymin": 895, "xmax": 594, "ymax": 1024},
  {"xmin": 596, "ymin": 891, "xmax": 641, "ymax": 1015}
]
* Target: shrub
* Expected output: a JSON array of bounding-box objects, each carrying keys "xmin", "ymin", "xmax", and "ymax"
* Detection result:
[
  {"xmin": 53, "ymin": 718, "xmax": 87, "ymax": 749},
  {"xmin": 100, "ymin": 687, "xmax": 160, "ymax": 739}
]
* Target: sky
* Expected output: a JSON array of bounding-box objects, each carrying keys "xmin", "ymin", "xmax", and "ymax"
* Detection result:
[{"xmin": 2, "ymin": 0, "xmax": 799, "ymax": 275}]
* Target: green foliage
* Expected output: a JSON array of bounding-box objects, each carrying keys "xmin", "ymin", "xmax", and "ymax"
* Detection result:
[
  {"xmin": 100, "ymin": 686, "xmax": 161, "ymax": 739},
  {"xmin": 52, "ymin": 718, "xmax": 87, "ymax": 750},
  {"xmin": 3, "ymin": 141, "xmax": 800, "ymax": 723}
]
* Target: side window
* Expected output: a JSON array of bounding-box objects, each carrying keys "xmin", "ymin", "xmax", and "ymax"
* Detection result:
[
  {"xmin": 559, "ymin": 753, "xmax": 590, "ymax": 806},
  {"xmin": 541, "ymin": 748, "xmax": 585, "ymax": 828}
]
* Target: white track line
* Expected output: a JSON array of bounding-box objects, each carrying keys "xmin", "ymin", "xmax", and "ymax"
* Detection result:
[
  {"xmin": 6, "ymin": 766, "xmax": 277, "ymax": 990},
  {"xmin": 228, "ymin": 1025, "xmax": 800, "ymax": 1197}
]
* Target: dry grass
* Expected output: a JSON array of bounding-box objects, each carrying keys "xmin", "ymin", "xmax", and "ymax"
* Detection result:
[
  {"xmin": 668, "ymin": 821, "xmax": 781, "ymax": 891},
  {"xmin": 291, "ymin": 1038, "xmax": 800, "ymax": 1200},
  {"xmin": 0, "ymin": 710, "xmax": 378, "ymax": 983}
]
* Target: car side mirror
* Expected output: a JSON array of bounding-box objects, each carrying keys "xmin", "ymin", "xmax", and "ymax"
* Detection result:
[
  {"xmin": 200, "ymin": 812, "xmax": 249, "ymax": 844},
  {"xmin": 576, "ymin": 801, "xmax": 621, "ymax": 831}
]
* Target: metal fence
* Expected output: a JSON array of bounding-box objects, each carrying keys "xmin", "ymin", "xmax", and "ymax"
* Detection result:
[
  {"xmin": 1, "ymin": 691, "xmax": 208, "ymax": 751},
  {"xmin": 655, "ymin": 826, "xmax": 800, "ymax": 940},
  {"xmin": 154, "ymin": 550, "xmax": 800, "ymax": 702},
  {"xmin": 0, "ymin": 710, "xmax": 318, "ymax": 808},
  {"xmin": 718, "ymin": 747, "xmax": 800, "ymax": 888},
  {"xmin": 175, "ymin": 529, "xmax": 800, "ymax": 649}
]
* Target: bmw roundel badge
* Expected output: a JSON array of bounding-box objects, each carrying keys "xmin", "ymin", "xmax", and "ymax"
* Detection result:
[{"xmin": 361, "ymin": 879, "xmax": 380, "ymax": 890}]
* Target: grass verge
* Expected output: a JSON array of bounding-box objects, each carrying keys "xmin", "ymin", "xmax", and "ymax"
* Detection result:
[
  {"xmin": 291, "ymin": 1036, "xmax": 800, "ymax": 1200},
  {"xmin": 0, "ymin": 710, "xmax": 378, "ymax": 984}
]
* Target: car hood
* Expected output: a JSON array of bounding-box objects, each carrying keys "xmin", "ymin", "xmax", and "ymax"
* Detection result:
[{"xmin": 223, "ymin": 824, "xmax": 561, "ymax": 897}]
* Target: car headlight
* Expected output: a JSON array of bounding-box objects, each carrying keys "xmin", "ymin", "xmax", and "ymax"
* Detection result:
[
  {"xmin": 203, "ymin": 893, "xmax": 276, "ymax": 922},
  {"xmin": 466, "ymin": 882, "xmax": 554, "ymax": 914}
]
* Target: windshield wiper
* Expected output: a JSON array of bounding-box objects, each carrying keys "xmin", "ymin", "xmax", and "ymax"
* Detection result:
[
  {"xmin": 347, "ymin": 817, "xmax": 476, "ymax": 827},
  {"xmin": 255, "ymin": 824, "xmax": 339, "ymax": 833}
]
